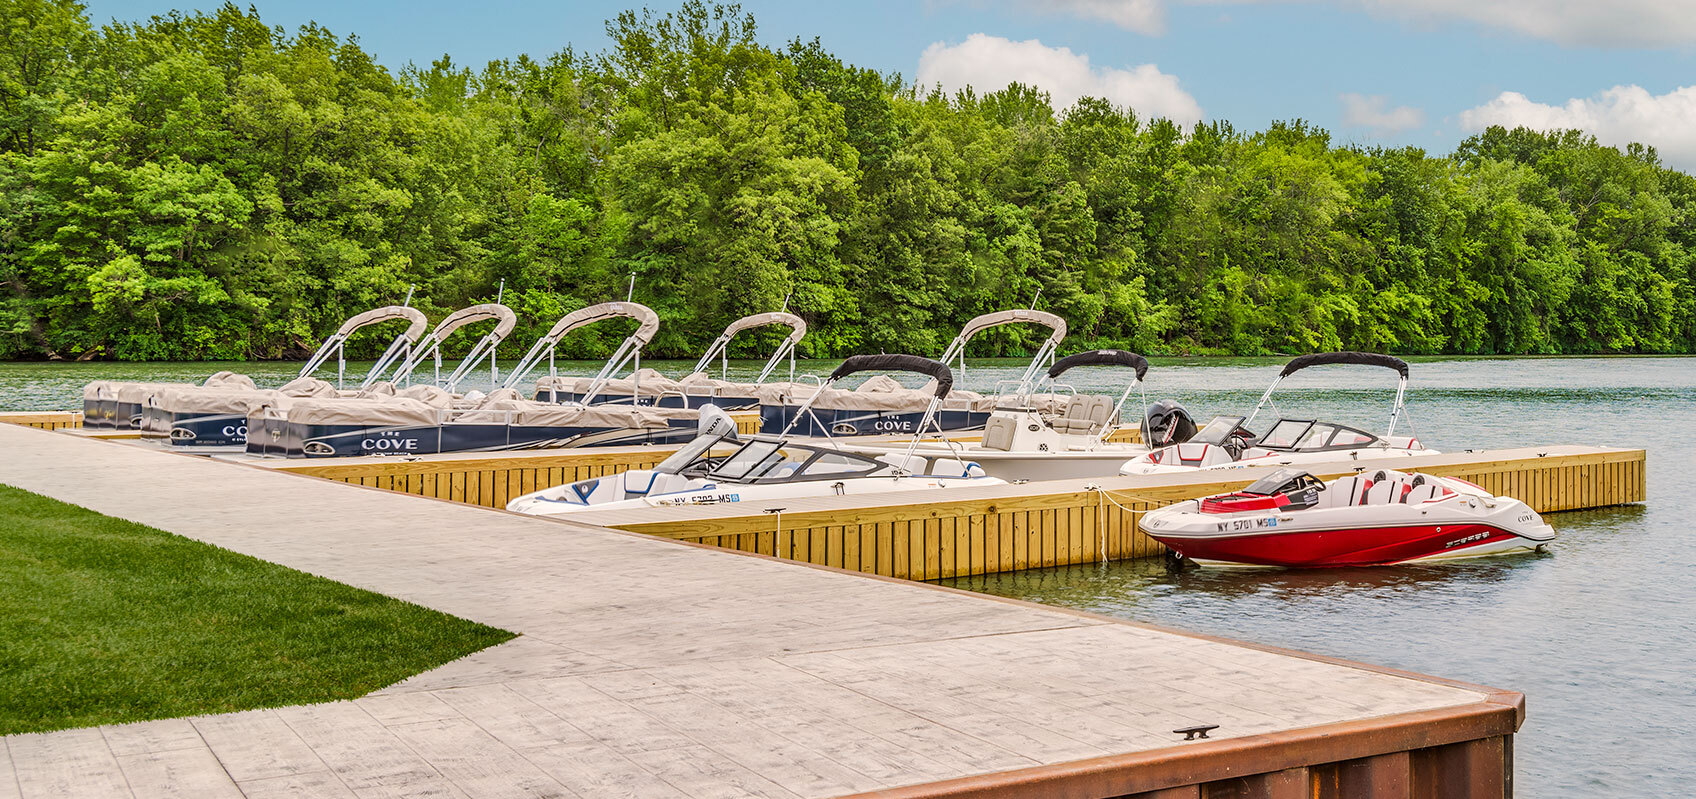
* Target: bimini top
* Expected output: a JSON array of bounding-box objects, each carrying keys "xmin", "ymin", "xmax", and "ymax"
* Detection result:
[
  {"xmin": 333, "ymin": 305, "xmax": 429, "ymax": 342},
  {"xmin": 830, "ymin": 354, "xmax": 953, "ymax": 399},
  {"xmin": 430, "ymin": 303, "xmax": 518, "ymax": 342},
  {"xmin": 943, "ymin": 309, "xmax": 1067, "ymax": 359},
  {"xmin": 1281, "ymin": 351, "xmax": 1409, "ymax": 379},
  {"xmin": 1048, "ymin": 349, "xmax": 1149, "ymax": 382},
  {"xmin": 722, "ymin": 311, "xmax": 805, "ymax": 340},
  {"xmin": 542, "ymin": 301, "xmax": 660, "ymax": 345}
]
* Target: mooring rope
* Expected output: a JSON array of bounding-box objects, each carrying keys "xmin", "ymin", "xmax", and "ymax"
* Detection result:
[{"xmin": 1081, "ymin": 484, "xmax": 1173, "ymax": 563}]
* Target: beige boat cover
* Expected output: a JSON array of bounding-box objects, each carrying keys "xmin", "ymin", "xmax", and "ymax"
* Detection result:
[
  {"xmin": 431, "ymin": 303, "xmax": 518, "ymax": 341},
  {"xmin": 534, "ymin": 368, "xmax": 696, "ymax": 399},
  {"xmin": 285, "ymin": 397, "xmax": 441, "ymax": 427},
  {"xmin": 540, "ymin": 301, "xmax": 660, "ymax": 345},
  {"xmin": 954, "ymin": 308, "xmax": 1067, "ymax": 348},
  {"xmin": 334, "ymin": 305, "xmax": 429, "ymax": 342},
  {"xmin": 456, "ymin": 399, "xmax": 685, "ymax": 429},
  {"xmin": 721, "ymin": 311, "xmax": 806, "ymax": 339},
  {"xmin": 152, "ymin": 376, "xmax": 338, "ymax": 417}
]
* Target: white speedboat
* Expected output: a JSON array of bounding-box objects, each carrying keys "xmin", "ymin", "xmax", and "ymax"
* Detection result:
[
  {"xmin": 506, "ymin": 355, "xmax": 1003, "ymax": 517},
  {"xmin": 1122, "ymin": 352, "xmax": 1433, "ymax": 475},
  {"xmin": 838, "ymin": 349, "xmax": 1154, "ymax": 481},
  {"xmin": 1140, "ymin": 467, "xmax": 1555, "ymax": 567}
]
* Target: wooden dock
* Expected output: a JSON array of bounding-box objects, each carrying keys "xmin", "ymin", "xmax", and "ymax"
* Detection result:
[
  {"xmin": 251, "ymin": 441, "xmax": 1644, "ymax": 581},
  {"xmin": 0, "ymin": 420, "xmax": 1526, "ymax": 797}
]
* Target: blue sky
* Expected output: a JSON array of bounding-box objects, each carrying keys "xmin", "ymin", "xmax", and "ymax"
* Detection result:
[{"xmin": 82, "ymin": 0, "xmax": 1696, "ymax": 167}]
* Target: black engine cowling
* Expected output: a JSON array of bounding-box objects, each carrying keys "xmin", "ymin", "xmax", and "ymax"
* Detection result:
[{"xmin": 1143, "ymin": 399, "xmax": 1197, "ymax": 446}]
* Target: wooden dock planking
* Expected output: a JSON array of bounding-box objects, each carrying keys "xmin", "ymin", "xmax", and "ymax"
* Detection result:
[
  {"xmin": 0, "ymin": 410, "xmax": 82, "ymax": 430},
  {"xmin": 572, "ymin": 445, "xmax": 1644, "ymax": 581}
]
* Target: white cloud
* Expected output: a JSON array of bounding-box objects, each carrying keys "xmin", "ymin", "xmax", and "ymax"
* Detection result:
[
  {"xmin": 1021, "ymin": 0, "xmax": 1696, "ymax": 46},
  {"xmin": 1339, "ymin": 93, "xmax": 1426, "ymax": 136},
  {"xmin": 916, "ymin": 34, "xmax": 1204, "ymax": 123},
  {"xmin": 1459, "ymin": 85, "xmax": 1696, "ymax": 169},
  {"xmin": 1028, "ymin": 0, "xmax": 1168, "ymax": 35}
]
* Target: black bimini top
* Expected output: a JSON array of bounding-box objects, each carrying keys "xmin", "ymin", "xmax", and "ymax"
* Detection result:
[
  {"xmin": 830, "ymin": 354, "xmax": 953, "ymax": 398},
  {"xmin": 1048, "ymin": 349, "xmax": 1149, "ymax": 382},
  {"xmin": 1280, "ymin": 351, "xmax": 1409, "ymax": 379}
]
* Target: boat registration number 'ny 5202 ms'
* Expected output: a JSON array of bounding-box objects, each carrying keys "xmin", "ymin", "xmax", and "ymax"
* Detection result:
[
  {"xmin": 657, "ymin": 493, "xmax": 742, "ymax": 506},
  {"xmin": 1216, "ymin": 517, "xmax": 1279, "ymax": 533}
]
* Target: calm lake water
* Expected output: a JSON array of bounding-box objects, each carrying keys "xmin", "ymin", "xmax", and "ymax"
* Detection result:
[{"xmin": 2, "ymin": 355, "xmax": 1690, "ymax": 794}]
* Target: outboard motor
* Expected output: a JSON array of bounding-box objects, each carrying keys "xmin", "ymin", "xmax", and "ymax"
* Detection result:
[{"xmin": 1144, "ymin": 400, "xmax": 1197, "ymax": 446}]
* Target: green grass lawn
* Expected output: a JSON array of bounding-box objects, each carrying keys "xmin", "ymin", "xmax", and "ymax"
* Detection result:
[{"xmin": 0, "ymin": 483, "xmax": 514, "ymax": 735}]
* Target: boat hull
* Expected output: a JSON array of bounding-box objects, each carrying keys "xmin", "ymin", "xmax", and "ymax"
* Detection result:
[
  {"xmin": 1147, "ymin": 522, "xmax": 1546, "ymax": 568},
  {"xmin": 244, "ymin": 418, "xmax": 699, "ymax": 458}
]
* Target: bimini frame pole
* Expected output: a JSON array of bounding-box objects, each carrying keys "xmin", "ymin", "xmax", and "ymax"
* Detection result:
[{"xmin": 1385, "ymin": 374, "xmax": 1408, "ymax": 439}]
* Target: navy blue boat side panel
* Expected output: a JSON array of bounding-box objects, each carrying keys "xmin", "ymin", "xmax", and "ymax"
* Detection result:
[
  {"xmin": 168, "ymin": 413, "xmax": 249, "ymax": 447},
  {"xmin": 757, "ymin": 404, "xmax": 987, "ymax": 438}
]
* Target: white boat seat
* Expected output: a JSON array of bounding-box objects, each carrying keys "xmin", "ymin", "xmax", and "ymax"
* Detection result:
[
  {"xmin": 1402, "ymin": 483, "xmax": 1440, "ymax": 504},
  {"xmin": 1364, "ymin": 473, "xmax": 1414, "ymax": 505},
  {"xmin": 1053, "ymin": 395, "xmax": 1115, "ymax": 435},
  {"xmin": 1318, "ymin": 476, "xmax": 1368, "ymax": 509},
  {"xmin": 981, "ymin": 415, "xmax": 1017, "ymax": 451},
  {"xmin": 928, "ymin": 458, "xmax": 984, "ymax": 478}
]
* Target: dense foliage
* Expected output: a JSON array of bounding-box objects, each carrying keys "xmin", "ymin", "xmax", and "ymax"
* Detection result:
[{"xmin": 2, "ymin": 0, "xmax": 1693, "ymax": 360}]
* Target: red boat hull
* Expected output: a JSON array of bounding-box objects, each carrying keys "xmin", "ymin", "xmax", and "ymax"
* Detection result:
[{"xmin": 1147, "ymin": 523, "xmax": 1534, "ymax": 568}]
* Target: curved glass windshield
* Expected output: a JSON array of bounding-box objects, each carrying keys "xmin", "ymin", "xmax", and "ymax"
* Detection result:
[
  {"xmin": 708, "ymin": 441, "xmax": 786, "ymax": 481},
  {"xmin": 1191, "ymin": 415, "xmax": 1246, "ymax": 445},
  {"xmin": 1258, "ymin": 419, "xmax": 1313, "ymax": 449},
  {"xmin": 654, "ymin": 432, "xmax": 733, "ymax": 474}
]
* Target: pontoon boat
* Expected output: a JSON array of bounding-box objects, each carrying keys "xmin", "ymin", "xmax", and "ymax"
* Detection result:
[
  {"xmin": 758, "ymin": 309, "xmax": 1068, "ymax": 437},
  {"xmin": 533, "ymin": 311, "xmax": 808, "ymax": 410}
]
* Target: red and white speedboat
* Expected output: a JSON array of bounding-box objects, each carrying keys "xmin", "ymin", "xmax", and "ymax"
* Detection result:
[{"xmin": 1139, "ymin": 468, "xmax": 1556, "ymax": 568}]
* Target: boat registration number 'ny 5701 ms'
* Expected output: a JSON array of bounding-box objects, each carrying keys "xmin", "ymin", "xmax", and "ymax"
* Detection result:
[
  {"xmin": 1216, "ymin": 517, "xmax": 1279, "ymax": 532},
  {"xmin": 657, "ymin": 493, "xmax": 741, "ymax": 506}
]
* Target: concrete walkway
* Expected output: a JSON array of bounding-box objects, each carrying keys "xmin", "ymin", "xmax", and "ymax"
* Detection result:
[{"xmin": 0, "ymin": 425, "xmax": 1489, "ymax": 798}]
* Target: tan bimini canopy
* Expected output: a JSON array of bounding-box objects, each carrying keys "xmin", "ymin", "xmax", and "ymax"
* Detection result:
[
  {"xmin": 946, "ymin": 309, "xmax": 1067, "ymax": 356},
  {"xmin": 333, "ymin": 305, "xmax": 430, "ymax": 342},
  {"xmin": 391, "ymin": 303, "xmax": 519, "ymax": 389},
  {"xmin": 689, "ymin": 311, "xmax": 809, "ymax": 385},
  {"xmin": 503, "ymin": 301, "xmax": 664, "ymax": 397},
  {"xmin": 542, "ymin": 302, "xmax": 660, "ymax": 346}
]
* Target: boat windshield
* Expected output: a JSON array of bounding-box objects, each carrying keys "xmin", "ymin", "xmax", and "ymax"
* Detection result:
[
  {"xmin": 1257, "ymin": 419, "xmax": 1313, "ymax": 449},
  {"xmin": 1243, "ymin": 468, "xmax": 1322, "ymax": 496},
  {"xmin": 707, "ymin": 440, "xmax": 787, "ymax": 482},
  {"xmin": 653, "ymin": 431, "xmax": 734, "ymax": 475},
  {"xmin": 1191, "ymin": 415, "xmax": 1247, "ymax": 446}
]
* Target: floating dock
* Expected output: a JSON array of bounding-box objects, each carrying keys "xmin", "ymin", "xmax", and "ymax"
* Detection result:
[
  {"xmin": 244, "ymin": 439, "xmax": 1644, "ymax": 580},
  {"xmin": 0, "ymin": 419, "xmax": 1534, "ymax": 797}
]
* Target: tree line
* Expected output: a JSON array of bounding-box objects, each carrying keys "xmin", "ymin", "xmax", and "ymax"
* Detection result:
[{"xmin": 2, "ymin": 0, "xmax": 1693, "ymax": 361}]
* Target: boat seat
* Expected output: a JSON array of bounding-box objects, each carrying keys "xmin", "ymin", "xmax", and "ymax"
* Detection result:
[
  {"xmin": 1053, "ymin": 395, "xmax": 1114, "ymax": 435},
  {"xmin": 1318, "ymin": 476, "xmax": 1368, "ymax": 509},
  {"xmin": 981, "ymin": 415, "xmax": 1016, "ymax": 451},
  {"xmin": 1402, "ymin": 483, "xmax": 1440, "ymax": 504},
  {"xmin": 1365, "ymin": 475, "xmax": 1414, "ymax": 505}
]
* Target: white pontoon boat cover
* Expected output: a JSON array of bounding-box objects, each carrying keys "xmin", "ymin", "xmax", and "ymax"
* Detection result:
[
  {"xmin": 151, "ymin": 377, "xmax": 340, "ymax": 416},
  {"xmin": 334, "ymin": 305, "xmax": 429, "ymax": 342}
]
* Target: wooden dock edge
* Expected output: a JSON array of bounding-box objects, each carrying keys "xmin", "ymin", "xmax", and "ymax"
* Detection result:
[
  {"xmin": 846, "ymin": 695, "xmax": 1521, "ymax": 798},
  {"xmin": 0, "ymin": 410, "xmax": 82, "ymax": 430}
]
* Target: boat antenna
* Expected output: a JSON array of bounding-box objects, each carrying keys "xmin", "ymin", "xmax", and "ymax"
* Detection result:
[
  {"xmin": 780, "ymin": 291, "xmax": 792, "ymax": 312},
  {"xmin": 402, "ymin": 284, "xmax": 416, "ymax": 307},
  {"xmin": 1028, "ymin": 287, "xmax": 1042, "ymax": 310},
  {"xmin": 495, "ymin": 278, "xmax": 505, "ymax": 305},
  {"xmin": 625, "ymin": 272, "xmax": 636, "ymax": 302}
]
